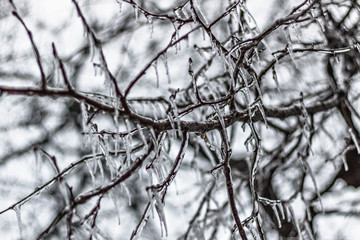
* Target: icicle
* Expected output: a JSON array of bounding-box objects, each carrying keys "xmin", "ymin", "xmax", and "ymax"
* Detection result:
[
  {"xmin": 167, "ymin": 114, "xmax": 176, "ymax": 132},
  {"xmin": 213, "ymin": 105, "xmax": 227, "ymax": 135},
  {"xmin": 85, "ymin": 160, "xmax": 96, "ymax": 184},
  {"xmin": 170, "ymin": 96, "xmax": 181, "ymax": 135},
  {"xmin": 137, "ymin": 123, "xmax": 148, "ymax": 150},
  {"xmin": 146, "ymin": 168, "xmax": 154, "ymax": 187},
  {"xmin": 284, "ymin": 27, "xmax": 298, "ymax": 69},
  {"xmin": 34, "ymin": 148, "xmax": 42, "ymax": 184},
  {"xmin": 134, "ymin": 5, "xmax": 139, "ymax": 23},
  {"xmin": 121, "ymin": 183, "xmax": 132, "ymax": 206},
  {"xmin": 193, "ymin": 0, "xmax": 208, "ymax": 26},
  {"xmin": 172, "ymin": 22, "xmax": 180, "ymax": 53},
  {"xmin": 53, "ymin": 58, "xmax": 61, "ymax": 87},
  {"xmin": 91, "ymin": 134, "xmax": 99, "ymax": 170},
  {"xmin": 232, "ymin": 7, "xmax": 244, "ymax": 35},
  {"xmin": 272, "ymin": 204, "xmax": 282, "ymax": 228},
  {"xmin": 190, "ymin": 5, "xmax": 198, "ymax": 24},
  {"xmin": 123, "ymin": 136, "xmax": 132, "ymax": 166},
  {"xmin": 287, "ymin": 44, "xmax": 298, "ymax": 69},
  {"xmin": 88, "ymin": 34, "xmax": 96, "ymax": 62},
  {"xmin": 355, "ymin": 43, "xmax": 360, "ymax": 53},
  {"xmin": 341, "ymin": 154, "xmax": 349, "ymax": 171},
  {"xmin": 200, "ymin": 27, "xmax": 206, "ymax": 41},
  {"xmin": 110, "ymin": 191, "xmax": 121, "ymax": 225},
  {"xmin": 277, "ymin": 202, "xmax": 285, "ymax": 220},
  {"xmin": 174, "ymin": 7, "xmax": 185, "ymax": 19},
  {"xmin": 192, "ymin": 222, "xmax": 205, "ymax": 240},
  {"xmin": 14, "ymin": 206, "xmax": 24, "ymax": 240},
  {"xmin": 253, "ymin": 47, "xmax": 260, "ymax": 63},
  {"xmin": 97, "ymin": 157, "xmax": 105, "ymax": 181},
  {"xmin": 132, "ymin": 204, "xmax": 151, "ymax": 240},
  {"xmin": 257, "ymin": 102, "xmax": 268, "ymax": 128},
  {"xmin": 147, "ymin": 16, "xmax": 153, "ymax": 38},
  {"xmin": 162, "ymin": 53, "xmax": 171, "ymax": 84},
  {"xmin": 306, "ymin": 204, "xmax": 312, "ymax": 222},
  {"xmin": 291, "ymin": 24, "xmax": 301, "ymax": 43},
  {"xmin": 174, "ymin": 133, "xmax": 189, "ymax": 174},
  {"xmin": 80, "ymin": 101, "xmax": 88, "ymax": 133},
  {"xmin": 154, "ymin": 192, "xmax": 168, "ymax": 237},
  {"xmin": 272, "ymin": 66, "xmax": 280, "ymax": 92},
  {"xmin": 241, "ymin": 3, "xmax": 260, "ymax": 34},
  {"xmin": 349, "ymin": 128, "xmax": 360, "ymax": 153},
  {"xmin": 252, "ymin": 74, "xmax": 262, "ymax": 101},
  {"xmin": 304, "ymin": 158, "xmax": 323, "ymax": 211},
  {"xmin": 289, "ymin": 206, "xmax": 303, "ymax": 240},
  {"xmin": 284, "ymin": 204, "xmax": 292, "ymax": 222},
  {"xmin": 116, "ymin": 0, "xmax": 123, "ymax": 13},
  {"xmin": 114, "ymin": 134, "xmax": 119, "ymax": 156},
  {"xmin": 304, "ymin": 221, "xmax": 315, "ymax": 240},
  {"xmin": 149, "ymin": 127, "xmax": 158, "ymax": 151}
]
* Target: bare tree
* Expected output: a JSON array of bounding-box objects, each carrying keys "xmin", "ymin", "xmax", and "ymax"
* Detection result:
[{"xmin": 0, "ymin": 0, "xmax": 359, "ymax": 239}]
